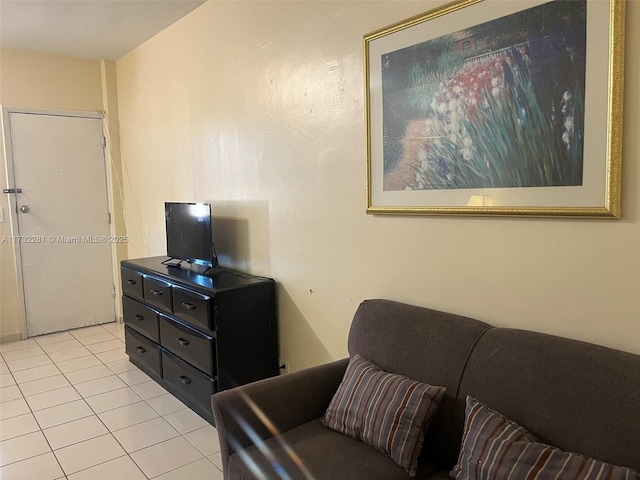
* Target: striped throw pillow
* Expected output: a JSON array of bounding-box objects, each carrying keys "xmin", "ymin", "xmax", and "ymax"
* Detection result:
[
  {"xmin": 323, "ymin": 354, "xmax": 446, "ymax": 477},
  {"xmin": 451, "ymin": 397, "xmax": 640, "ymax": 480}
]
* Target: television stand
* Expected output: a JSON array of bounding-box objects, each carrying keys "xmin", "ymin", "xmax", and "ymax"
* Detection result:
[
  {"xmin": 161, "ymin": 258, "xmax": 183, "ymax": 268},
  {"xmin": 161, "ymin": 259, "xmax": 218, "ymax": 275},
  {"xmin": 186, "ymin": 263, "xmax": 212, "ymax": 275}
]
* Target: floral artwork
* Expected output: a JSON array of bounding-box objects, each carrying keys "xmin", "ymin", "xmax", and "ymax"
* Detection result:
[{"xmin": 381, "ymin": 0, "xmax": 587, "ymax": 192}]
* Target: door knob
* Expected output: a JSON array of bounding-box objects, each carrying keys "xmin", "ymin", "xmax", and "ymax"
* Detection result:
[{"xmin": 19, "ymin": 205, "xmax": 30, "ymax": 213}]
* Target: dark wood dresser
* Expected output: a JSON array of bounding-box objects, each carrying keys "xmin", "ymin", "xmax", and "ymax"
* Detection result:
[{"xmin": 121, "ymin": 256, "xmax": 278, "ymax": 423}]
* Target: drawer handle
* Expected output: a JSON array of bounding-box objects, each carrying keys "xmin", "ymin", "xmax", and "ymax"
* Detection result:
[
  {"xmin": 136, "ymin": 346, "xmax": 146, "ymax": 353},
  {"xmin": 179, "ymin": 375, "xmax": 192, "ymax": 385},
  {"xmin": 127, "ymin": 279, "xmax": 137, "ymax": 285},
  {"xmin": 134, "ymin": 314, "xmax": 144, "ymax": 321},
  {"xmin": 150, "ymin": 289, "xmax": 164, "ymax": 296},
  {"xmin": 176, "ymin": 337, "xmax": 190, "ymax": 346},
  {"xmin": 181, "ymin": 302, "xmax": 197, "ymax": 310}
]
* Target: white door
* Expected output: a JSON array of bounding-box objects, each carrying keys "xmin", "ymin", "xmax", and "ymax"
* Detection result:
[{"xmin": 6, "ymin": 111, "xmax": 115, "ymax": 336}]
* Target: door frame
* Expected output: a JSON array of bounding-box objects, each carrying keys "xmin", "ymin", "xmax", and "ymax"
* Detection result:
[{"xmin": 1, "ymin": 106, "xmax": 119, "ymax": 339}]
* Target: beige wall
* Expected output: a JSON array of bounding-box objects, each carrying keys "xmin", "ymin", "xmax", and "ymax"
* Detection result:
[
  {"xmin": 0, "ymin": 49, "xmax": 124, "ymax": 341},
  {"xmin": 100, "ymin": 60, "xmax": 128, "ymax": 314},
  {"xmin": 116, "ymin": 0, "xmax": 640, "ymax": 370},
  {"xmin": 0, "ymin": 49, "xmax": 104, "ymax": 110}
]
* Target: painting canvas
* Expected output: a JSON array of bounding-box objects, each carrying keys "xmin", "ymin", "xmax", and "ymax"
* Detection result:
[
  {"xmin": 382, "ymin": 1, "xmax": 585, "ymax": 191},
  {"xmin": 365, "ymin": 0, "xmax": 624, "ymax": 217}
]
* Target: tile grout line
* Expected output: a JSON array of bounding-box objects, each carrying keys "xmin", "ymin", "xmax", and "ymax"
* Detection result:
[
  {"xmin": 44, "ymin": 325, "xmax": 151, "ymax": 479},
  {"xmin": 3, "ymin": 325, "xmax": 120, "ymax": 475},
  {"xmin": 1, "ymin": 324, "xmax": 122, "ymax": 476},
  {"xmin": 1, "ymin": 339, "xmax": 66, "ymax": 474},
  {"xmin": 2, "ymin": 323, "xmax": 223, "ymax": 478}
]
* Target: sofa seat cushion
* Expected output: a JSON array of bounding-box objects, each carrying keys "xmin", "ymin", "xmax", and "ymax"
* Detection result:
[
  {"xmin": 226, "ymin": 418, "xmax": 449, "ymax": 480},
  {"xmin": 452, "ymin": 397, "xmax": 640, "ymax": 480}
]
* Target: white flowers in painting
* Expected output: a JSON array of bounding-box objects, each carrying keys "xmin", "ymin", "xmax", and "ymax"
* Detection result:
[{"xmin": 561, "ymin": 90, "xmax": 574, "ymax": 150}]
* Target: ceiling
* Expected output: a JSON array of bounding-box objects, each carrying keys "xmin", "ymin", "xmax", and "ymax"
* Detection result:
[{"xmin": 0, "ymin": 0, "xmax": 207, "ymax": 61}]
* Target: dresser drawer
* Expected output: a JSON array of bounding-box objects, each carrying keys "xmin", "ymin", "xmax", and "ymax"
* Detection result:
[
  {"xmin": 143, "ymin": 275, "xmax": 172, "ymax": 312},
  {"xmin": 122, "ymin": 296, "xmax": 160, "ymax": 343},
  {"xmin": 159, "ymin": 315, "xmax": 215, "ymax": 377},
  {"xmin": 125, "ymin": 326, "xmax": 162, "ymax": 379},
  {"xmin": 172, "ymin": 285, "xmax": 212, "ymax": 331},
  {"xmin": 162, "ymin": 350, "xmax": 216, "ymax": 416},
  {"xmin": 121, "ymin": 267, "xmax": 144, "ymax": 300}
]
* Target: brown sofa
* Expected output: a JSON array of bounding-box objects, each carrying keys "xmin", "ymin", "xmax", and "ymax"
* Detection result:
[{"xmin": 211, "ymin": 299, "xmax": 640, "ymax": 479}]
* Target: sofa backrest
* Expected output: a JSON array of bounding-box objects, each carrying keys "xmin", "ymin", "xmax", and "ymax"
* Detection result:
[
  {"xmin": 347, "ymin": 299, "xmax": 492, "ymax": 468},
  {"xmin": 456, "ymin": 328, "xmax": 640, "ymax": 471}
]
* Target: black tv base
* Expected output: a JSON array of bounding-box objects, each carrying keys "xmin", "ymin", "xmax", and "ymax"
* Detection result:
[{"xmin": 161, "ymin": 257, "xmax": 182, "ymax": 266}]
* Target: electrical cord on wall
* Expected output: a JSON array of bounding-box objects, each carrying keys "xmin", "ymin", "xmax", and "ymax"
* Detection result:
[{"xmin": 100, "ymin": 109, "xmax": 152, "ymax": 258}]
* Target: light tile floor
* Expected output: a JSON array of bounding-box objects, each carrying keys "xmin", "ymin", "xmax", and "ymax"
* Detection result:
[{"xmin": 0, "ymin": 322, "xmax": 223, "ymax": 479}]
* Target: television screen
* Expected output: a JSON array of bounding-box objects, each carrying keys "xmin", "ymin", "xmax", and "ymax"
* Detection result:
[{"xmin": 165, "ymin": 202, "xmax": 213, "ymax": 267}]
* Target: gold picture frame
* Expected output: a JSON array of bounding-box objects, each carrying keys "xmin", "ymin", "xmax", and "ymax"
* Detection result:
[{"xmin": 365, "ymin": 0, "xmax": 625, "ymax": 218}]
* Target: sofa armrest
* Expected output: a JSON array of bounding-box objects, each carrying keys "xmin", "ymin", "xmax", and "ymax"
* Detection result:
[{"xmin": 211, "ymin": 358, "xmax": 349, "ymax": 475}]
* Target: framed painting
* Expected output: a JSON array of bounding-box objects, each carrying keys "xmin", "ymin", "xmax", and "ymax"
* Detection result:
[{"xmin": 365, "ymin": 0, "xmax": 625, "ymax": 217}]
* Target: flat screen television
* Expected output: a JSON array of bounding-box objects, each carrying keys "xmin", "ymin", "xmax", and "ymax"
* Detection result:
[{"xmin": 165, "ymin": 202, "xmax": 216, "ymax": 268}]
